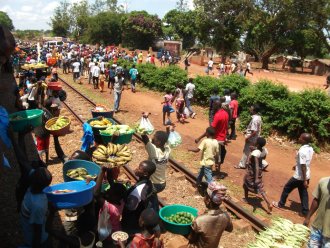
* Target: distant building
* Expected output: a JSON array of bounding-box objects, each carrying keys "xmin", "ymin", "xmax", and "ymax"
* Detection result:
[{"xmin": 310, "ymin": 59, "xmax": 330, "ymax": 76}]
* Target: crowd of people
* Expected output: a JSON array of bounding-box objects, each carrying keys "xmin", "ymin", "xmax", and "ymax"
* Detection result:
[
  {"xmin": 1, "ymin": 32, "xmax": 329, "ymax": 248},
  {"xmin": 205, "ymin": 57, "xmax": 253, "ymax": 77}
]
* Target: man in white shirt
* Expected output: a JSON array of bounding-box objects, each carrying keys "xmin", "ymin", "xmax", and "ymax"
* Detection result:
[
  {"xmin": 273, "ymin": 133, "xmax": 314, "ymax": 216},
  {"xmin": 185, "ymin": 78, "xmax": 196, "ymax": 118},
  {"xmin": 72, "ymin": 59, "xmax": 80, "ymax": 82},
  {"xmin": 100, "ymin": 60, "xmax": 105, "ymax": 73},
  {"xmin": 110, "ymin": 73, "xmax": 124, "ymax": 112},
  {"xmin": 92, "ymin": 63, "xmax": 100, "ymax": 89},
  {"xmin": 244, "ymin": 62, "xmax": 253, "ymax": 76},
  {"xmin": 207, "ymin": 58, "xmax": 214, "ymax": 75},
  {"xmin": 88, "ymin": 60, "xmax": 95, "ymax": 84}
]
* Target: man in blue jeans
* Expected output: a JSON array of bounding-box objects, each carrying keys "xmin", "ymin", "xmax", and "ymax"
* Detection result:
[
  {"xmin": 129, "ymin": 64, "xmax": 138, "ymax": 93},
  {"xmin": 273, "ymin": 133, "xmax": 314, "ymax": 216},
  {"xmin": 304, "ymin": 177, "xmax": 330, "ymax": 248},
  {"xmin": 110, "ymin": 73, "xmax": 124, "ymax": 112}
]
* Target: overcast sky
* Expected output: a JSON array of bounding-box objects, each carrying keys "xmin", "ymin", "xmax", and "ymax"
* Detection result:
[{"xmin": 0, "ymin": 0, "xmax": 193, "ymax": 30}]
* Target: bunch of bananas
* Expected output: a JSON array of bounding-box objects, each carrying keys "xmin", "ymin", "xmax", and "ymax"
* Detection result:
[
  {"xmin": 66, "ymin": 167, "xmax": 97, "ymax": 180},
  {"xmin": 89, "ymin": 117, "xmax": 112, "ymax": 128},
  {"xmin": 93, "ymin": 143, "xmax": 132, "ymax": 167},
  {"xmin": 48, "ymin": 116, "xmax": 70, "ymax": 130}
]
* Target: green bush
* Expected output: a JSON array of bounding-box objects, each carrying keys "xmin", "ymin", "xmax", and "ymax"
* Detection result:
[
  {"xmin": 137, "ymin": 64, "xmax": 187, "ymax": 92},
  {"xmin": 239, "ymin": 80, "xmax": 330, "ymax": 144},
  {"xmin": 286, "ymin": 90, "xmax": 330, "ymax": 143},
  {"xmin": 101, "ymin": 61, "xmax": 330, "ymax": 145},
  {"xmin": 193, "ymin": 74, "xmax": 250, "ymax": 106}
]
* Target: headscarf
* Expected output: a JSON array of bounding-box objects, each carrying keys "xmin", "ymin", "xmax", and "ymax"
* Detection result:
[{"xmin": 207, "ymin": 182, "xmax": 227, "ymax": 205}]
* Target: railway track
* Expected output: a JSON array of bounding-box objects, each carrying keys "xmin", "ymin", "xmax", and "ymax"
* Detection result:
[{"xmin": 59, "ymin": 76, "xmax": 267, "ymax": 232}]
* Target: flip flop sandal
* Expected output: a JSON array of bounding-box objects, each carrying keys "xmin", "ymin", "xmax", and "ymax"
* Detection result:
[
  {"xmin": 234, "ymin": 165, "xmax": 245, "ymax": 169},
  {"xmin": 272, "ymin": 201, "xmax": 282, "ymax": 209}
]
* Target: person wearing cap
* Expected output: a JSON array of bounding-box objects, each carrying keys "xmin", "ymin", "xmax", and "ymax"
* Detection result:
[
  {"xmin": 188, "ymin": 182, "xmax": 232, "ymax": 248},
  {"xmin": 167, "ymin": 182, "xmax": 232, "ymax": 248}
]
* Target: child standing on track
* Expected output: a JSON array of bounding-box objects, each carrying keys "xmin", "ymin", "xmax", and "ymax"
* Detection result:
[
  {"xmin": 189, "ymin": 127, "xmax": 219, "ymax": 186},
  {"xmin": 242, "ymin": 137, "xmax": 272, "ymax": 214},
  {"xmin": 161, "ymin": 90, "xmax": 175, "ymax": 125},
  {"xmin": 141, "ymin": 119, "xmax": 171, "ymax": 195}
]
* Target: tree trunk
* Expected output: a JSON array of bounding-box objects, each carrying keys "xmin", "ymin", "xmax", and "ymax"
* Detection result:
[
  {"xmin": 261, "ymin": 56, "xmax": 270, "ymax": 70},
  {"xmin": 261, "ymin": 46, "xmax": 277, "ymax": 70}
]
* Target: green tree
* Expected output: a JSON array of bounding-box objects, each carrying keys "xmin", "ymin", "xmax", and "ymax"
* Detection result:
[
  {"xmin": 0, "ymin": 11, "xmax": 14, "ymax": 31},
  {"xmin": 163, "ymin": 9, "xmax": 197, "ymax": 49},
  {"xmin": 91, "ymin": 0, "xmax": 121, "ymax": 14},
  {"xmin": 86, "ymin": 12, "xmax": 123, "ymax": 45},
  {"xmin": 70, "ymin": 0, "xmax": 90, "ymax": 39},
  {"xmin": 50, "ymin": 0, "xmax": 71, "ymax": 37},
  {"xmin": 176, "ymin": 0, "xmax": 189, "ymax": 12},
  {"xmin": 121, "ymin": 11, "xmax": 163, "ymax": 50},
  {"xmin": 194, "ymin": 0, "xmax": 250, "ymax": 57},
  {"xmin": 242, "ymin": 0, "xmax": 330, "ymax": 69}
]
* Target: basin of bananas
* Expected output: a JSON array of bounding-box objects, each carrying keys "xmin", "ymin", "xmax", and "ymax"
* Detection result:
[
  {"xmin": 89, "ymin": 117, "xmax": 113, "ymax": 128},
  {"xmin": 92, "ymin": 143, "xmax": 132, "ymax": 168},
  {"xmin": 66, "ymin": 168, "xmax": 97, "ymax": 181}
]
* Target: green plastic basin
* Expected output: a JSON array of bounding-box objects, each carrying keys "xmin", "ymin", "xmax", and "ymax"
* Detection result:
[
  {"xmin": 100, "ymin": 132, "xmax": 134, "ymax": 145},
  {"xmin": 159, "ymin": 204, "xmax": 198, "ymax": 235},
  {"xmin": 9, "ymin": 109, "xmax": 43, "ymax": 132}
]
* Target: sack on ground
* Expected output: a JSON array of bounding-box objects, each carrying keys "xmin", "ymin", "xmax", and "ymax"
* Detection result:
[
  {"xmin": 168, "ymin": 131, "xmax": 182, "ymax": 147},
  {"xmin": 139, "ymin": 117, "xmax": 154, "ymax": 135}
]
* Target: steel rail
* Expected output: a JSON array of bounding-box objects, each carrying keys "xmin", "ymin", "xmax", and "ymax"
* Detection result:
[
  {"xmin": 59, "ymin": 76, "xmax": 267, "ymax": 231},
  {"xmin": 60, "ymin": 82, "xmax": 166, "ymax": 207}
]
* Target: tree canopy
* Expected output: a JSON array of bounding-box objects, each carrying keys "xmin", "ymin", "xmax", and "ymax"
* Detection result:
[
  {"xmin": 85, "ymin": 12, "xmax": 123, "ymax": 45},
  {"xmin": 163, "ymin": 9, "xmax": 198, "ymax": 49},
  {"xmin": 46, "ymin": 0, "xmax": 330, "ymax": 66},
  {"xmin": 0, "ymin": 11, "xmax": 14, "ymax": 31},
  {"xmin": 121, "ymin": 11, "xmax": 163, "ymax": 50}
]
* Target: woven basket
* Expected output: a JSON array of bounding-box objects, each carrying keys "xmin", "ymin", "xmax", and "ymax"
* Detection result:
[{"xmin": 45, "ymin": 116, "xmax": 71, "ymax": 136}]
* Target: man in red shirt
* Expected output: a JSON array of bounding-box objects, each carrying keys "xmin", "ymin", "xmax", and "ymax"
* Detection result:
[
  {"xmin": 195, "ymin": 99, "xmax": 229, "ymax": 176},
  {"xmin": 229, "ymin": 92, "xmax": 238, "ymax": 140}
]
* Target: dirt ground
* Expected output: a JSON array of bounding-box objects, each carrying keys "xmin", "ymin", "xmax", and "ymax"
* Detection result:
[
  {"xmin": 176, "ymin": 60, "xmax": 327, "ymax": 92},
  {"xmin": 60, "ymin": 64, "xmax": 330, "ymax": 226}
]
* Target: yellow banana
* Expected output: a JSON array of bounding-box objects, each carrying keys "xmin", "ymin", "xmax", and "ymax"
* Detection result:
[{"xmin": 113, "ymin": 144, "xmax": 118, "ymax": 155}]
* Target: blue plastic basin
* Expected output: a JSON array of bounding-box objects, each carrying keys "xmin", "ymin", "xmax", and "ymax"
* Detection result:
[
  {"xmin": 63, "ymin": 159, "xmax": 101, "ymax": 182},
  {"xmin": 43, "ymin": 181, "xmax": 96, "ymax": 209}
]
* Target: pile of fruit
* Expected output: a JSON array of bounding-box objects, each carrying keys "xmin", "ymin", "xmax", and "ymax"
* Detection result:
[
  {"xmin": 164, "ymin": 212, "xmax": 195, "ymax": 225},
  {"xmin": 21, "ymin": 63, "xmax": 48, "ymax": 70},
  {"xmin": 89, "ymin": 117, "xmax": 112, "ymax": 128},
  {"xmin": 100, "ymin": 125, "xmax": 135, "ymax": 135},
  {"xmin": 248, "ymin": 217, "xmax": 310, "ymax": 248},
  {"xmin": 47, "ymin": 116, "xmax": 70, "ymax": 130},
  {"xmin": 92, "ymin": 143, "xmax": 132, "ymax": 167},
  {"xmin": 92, "ymin": 104, "xmax": 109, "ymax": 112},
  {"xmin": 66, "ymin": 168, "xmax": 97, "ymax": 181}
]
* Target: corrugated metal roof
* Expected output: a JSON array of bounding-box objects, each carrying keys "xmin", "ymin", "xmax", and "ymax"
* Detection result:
[{"xmin": 317, "ymin": 59, "xmax": 330, "ymax": 66}]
